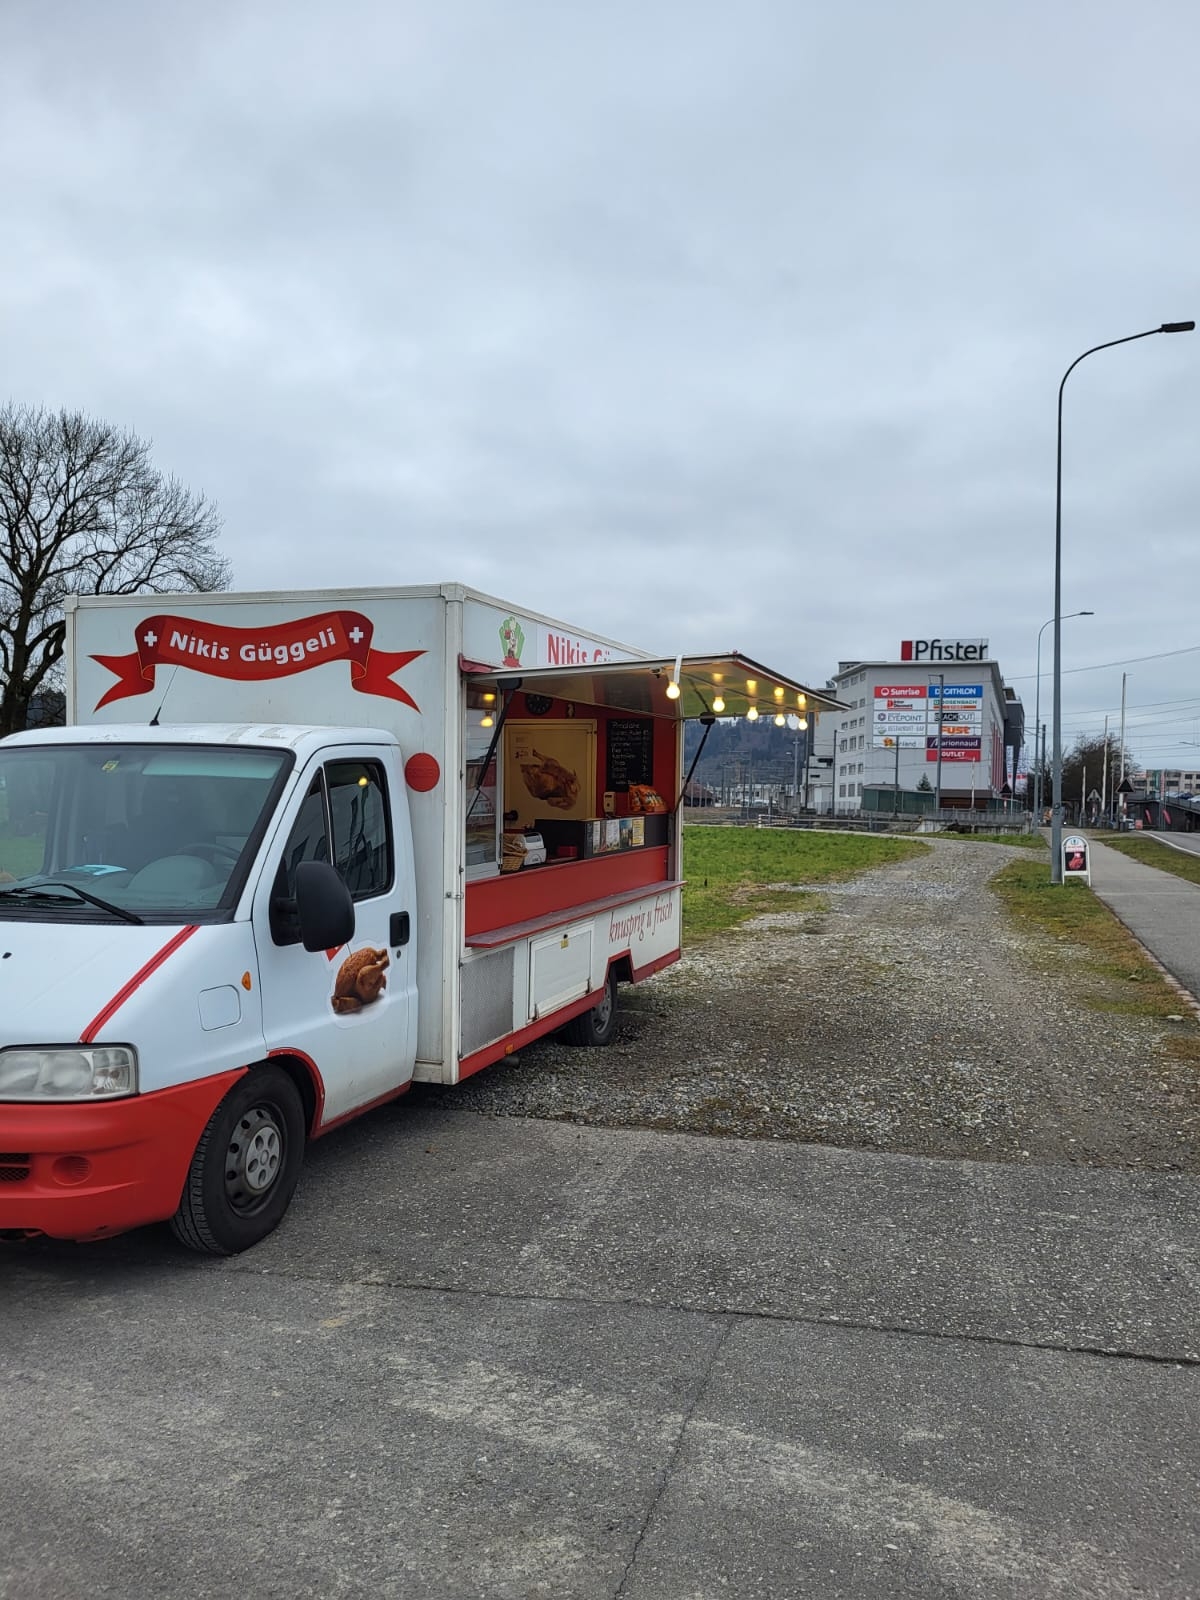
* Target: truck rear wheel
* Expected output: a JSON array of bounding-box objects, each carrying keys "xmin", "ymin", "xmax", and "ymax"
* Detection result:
[
  {"xmin": 563, "ymin": 971, "xmax": 618, "ymax": 1048},
  {"xmin": 170, "ymin": 1066, "xmax": 305, "ymax": 1255}
]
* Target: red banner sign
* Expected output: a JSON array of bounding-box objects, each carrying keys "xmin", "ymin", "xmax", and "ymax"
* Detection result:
[{"xmin": 92, "ymin": 610, "xmax": 424, "ymax": 711}]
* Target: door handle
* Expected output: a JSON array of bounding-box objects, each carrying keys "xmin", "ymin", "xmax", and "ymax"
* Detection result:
[{"xmin": 390, "ymin": 911, "xmax": 411, "ymax": 948}]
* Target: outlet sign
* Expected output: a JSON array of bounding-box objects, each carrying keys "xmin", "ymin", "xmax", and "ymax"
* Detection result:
[{"xmin": 900, "ymin": 639, "xmax": 989, "ymax": 662}]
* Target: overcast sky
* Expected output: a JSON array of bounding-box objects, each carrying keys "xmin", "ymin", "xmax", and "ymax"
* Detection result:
[{"xmin": 4, "ymin": 0, "xmax": 1199, "ymax": 769}]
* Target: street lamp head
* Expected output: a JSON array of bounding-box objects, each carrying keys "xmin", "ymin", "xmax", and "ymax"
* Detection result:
[
  {"xmin": 1160, "ymin": 321, "xmax": 1195, "ymax": 333},
  {"xmin": 1078, "ymin": 609, "xmax": 1094, "ymax": 616}
]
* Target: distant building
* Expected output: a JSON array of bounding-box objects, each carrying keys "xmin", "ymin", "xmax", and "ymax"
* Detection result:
[
  {"xmin": 808, "ymin": 641, "xmax": 1022, "ymax": 815},
  {"xmin": 1141, "ymin": 769, "xmax": 1200, "ymax": 797}
]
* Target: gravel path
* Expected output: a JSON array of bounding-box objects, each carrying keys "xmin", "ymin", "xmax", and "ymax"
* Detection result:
[{"xmin": 419, "ymin": 839, "xmax": 1200, "ymax": 1172}]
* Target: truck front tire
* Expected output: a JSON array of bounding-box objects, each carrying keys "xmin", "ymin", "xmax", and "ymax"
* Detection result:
[
  {"xmin": 563, "ymin": 971, "xmax": 618, "ymax": 1048},
  {"xmin": 170, "ymin": 1065, "xmax": 306, "ymax": 1255}
]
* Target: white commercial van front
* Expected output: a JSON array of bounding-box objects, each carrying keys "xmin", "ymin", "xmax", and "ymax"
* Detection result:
[{"xmin": 0, "ymin": 724, "xmax": 418, "ymax": 1251}]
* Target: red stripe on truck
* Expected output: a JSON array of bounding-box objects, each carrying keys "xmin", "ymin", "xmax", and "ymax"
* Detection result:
[{"xmin": 79, "ymin": 926, "xmax": 199, "ymax": 1043}]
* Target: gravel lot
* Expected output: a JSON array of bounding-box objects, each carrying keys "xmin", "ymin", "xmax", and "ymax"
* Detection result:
[{"xmin": 421, "ymin": 838, "xmax": 1200, "ymax": 1172}]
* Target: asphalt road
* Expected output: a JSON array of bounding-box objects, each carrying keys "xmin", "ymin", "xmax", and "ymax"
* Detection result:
[
  {"xmin": 4, "ymin": 1103, "xmax": 1199, "ymax": 1600},
  {"xmin": 1145, "ymin": 832, "xmax": 1200, "ymax": 858}
]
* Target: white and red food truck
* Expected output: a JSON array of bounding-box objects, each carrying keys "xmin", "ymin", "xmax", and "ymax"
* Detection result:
[{"xmin": 0, "ymin": 585, "xmax": 838, "ymax": 1253}]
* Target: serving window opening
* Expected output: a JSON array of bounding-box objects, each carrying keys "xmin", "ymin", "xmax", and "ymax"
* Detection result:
[{"xmin": 461, "ymin": 685, "xmax": 679, "ymax": 930}]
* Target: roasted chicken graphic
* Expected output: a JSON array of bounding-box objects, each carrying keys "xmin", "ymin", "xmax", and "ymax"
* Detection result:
[
  {"xmin": 331, "ymin": 946, "xmax": 390, "ymax": 1013},
  {"xmin": 519, "ymin": 749, "xmax": 580, "ymax": 810}
]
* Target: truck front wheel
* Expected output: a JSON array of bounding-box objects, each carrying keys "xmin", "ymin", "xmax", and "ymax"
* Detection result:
[
  {"xmin": 563, "ymin": 971, "xmax": 618, "ymax": 1048},
  {"xmin": 170, "ymin": 1066, "xmax": 306, "ymax": 1255}
]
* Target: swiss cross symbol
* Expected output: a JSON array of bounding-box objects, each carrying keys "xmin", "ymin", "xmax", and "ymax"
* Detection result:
[
  {"xmin": 348, "ymin": 626, "xmax": 364, "ymax": 644},
  {"xmin": 143, "ymin": 630, "xmax": 158, "ymax": 647}
]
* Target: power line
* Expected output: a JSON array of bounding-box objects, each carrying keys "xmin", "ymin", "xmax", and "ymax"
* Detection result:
[
  {"xmin": 1007, "ymin": 641, "xmax": 1200, "ymax": 682},
  {"xmin": 1057, "ymin": 694, "xmax": 1200, "ymax": 717}
]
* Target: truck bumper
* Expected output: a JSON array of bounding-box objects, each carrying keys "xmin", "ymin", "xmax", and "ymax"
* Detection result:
[{"xmin": 0, "ymin": 1069, "xmax": 246, "ymax": 1243}]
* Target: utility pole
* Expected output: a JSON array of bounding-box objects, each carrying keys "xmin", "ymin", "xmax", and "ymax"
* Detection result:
[
  {"xmin": 1101, "ymin": 714, "xmax": 1109, "ymax": 825},
  {"xmin": 1118, "ymin": 672, "xmax": 1127, "ymax": 790},
  {"xmin": 892, "ymin": 735, "xmax": 901, "ymax": 817}
]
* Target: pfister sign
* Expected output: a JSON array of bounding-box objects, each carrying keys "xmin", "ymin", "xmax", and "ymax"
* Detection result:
[{"xmin": 900, "ymin": 639, "xmax": 988, "ymax": 662}]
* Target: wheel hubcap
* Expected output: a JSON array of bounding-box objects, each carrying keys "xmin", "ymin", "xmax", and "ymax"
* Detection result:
[
  {"xmin": 594, "ymin": 987, "xmax": 613, "ymax": 1028},
  {"xmin": 225, "ymin": 1107, "xmax": 284, "ymax": 1211}
]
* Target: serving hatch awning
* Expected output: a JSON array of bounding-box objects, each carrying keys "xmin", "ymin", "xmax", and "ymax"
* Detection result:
[{"xmin": 464, "ymin": 653, "xmax": 846, "ymax": 721}]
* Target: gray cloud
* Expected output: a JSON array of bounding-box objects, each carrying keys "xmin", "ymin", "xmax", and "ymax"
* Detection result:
[{"xmin": 3, "ymin": 0, "xmax": 1198, "ymax": 766}]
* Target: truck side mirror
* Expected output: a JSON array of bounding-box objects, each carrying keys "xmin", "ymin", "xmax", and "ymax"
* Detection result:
[{"xmin": 294, "ymin": 860, "xmax": 355, "ymax": 953}]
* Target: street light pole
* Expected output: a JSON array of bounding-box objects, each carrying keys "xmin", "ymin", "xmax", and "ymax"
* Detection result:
[
  {"xmin": 1034, "ymin": 610, "xmax": 1092, "ymax": 821},
  {"xmin": 1050, "ymin": 321, "xmax": 1194, "ymax": 883}
]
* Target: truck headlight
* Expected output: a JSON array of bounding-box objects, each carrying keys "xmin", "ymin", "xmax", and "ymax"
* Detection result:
[{"xmin": 0, "ymin": 1046, "xmax": 138, "ymax": 1101}]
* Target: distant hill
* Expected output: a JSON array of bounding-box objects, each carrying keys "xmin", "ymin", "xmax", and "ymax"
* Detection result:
[{"xmin": 683, "ymin": 719, "xmax": 808, "ymax": 798}]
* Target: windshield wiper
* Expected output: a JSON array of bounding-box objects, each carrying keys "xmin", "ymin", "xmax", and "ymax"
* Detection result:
[{"xmin": 0, "ymin": 882, "xmax": 145, "ymax": 925}]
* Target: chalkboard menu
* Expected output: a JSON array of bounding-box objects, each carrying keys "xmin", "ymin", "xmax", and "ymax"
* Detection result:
[{"xmin": 606, "ymin": 718, "xmax": 654, "ymax": 789}]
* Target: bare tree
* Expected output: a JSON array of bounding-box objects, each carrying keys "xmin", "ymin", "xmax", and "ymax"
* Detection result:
[
  {"xmin": 1062, "ymin": 732, "xmax": 1126, "ymax": 818},
  {"xmin": 0, "ymin": 405, "xmax": 230, "ymax": 736}
]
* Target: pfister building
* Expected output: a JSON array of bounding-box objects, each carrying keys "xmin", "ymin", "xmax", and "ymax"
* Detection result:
[{"xmin": 818, "ymin": 638, "xmax": 1024, "ymax": 815}]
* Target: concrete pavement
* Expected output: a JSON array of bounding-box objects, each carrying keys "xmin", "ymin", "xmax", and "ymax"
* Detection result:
[
  {"xmin": 1085, "ymin": 834, "xmax": 1200, "ymax": 1003},
  {"xmin": 4, "ymin": 1105, "xmax": 1199, "ymax": 1599}
]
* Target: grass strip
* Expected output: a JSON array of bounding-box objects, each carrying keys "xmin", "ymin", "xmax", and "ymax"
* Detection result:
[
  {"xmin": 682, "ymin": 825, "xmax": 927, "ymax": 942},
  {"xmin": 1098, "ymin": 833, "xmax": 1200, "ymax": 887},
  {"xmin": 992, "ymin": 857, "xmax": 1197, "ymax": 1030}
]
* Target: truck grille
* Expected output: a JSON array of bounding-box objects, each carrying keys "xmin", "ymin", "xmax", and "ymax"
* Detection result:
[{"xmin": 0, "ymin": 1154, "xmax": 31, "ymax": 1182}]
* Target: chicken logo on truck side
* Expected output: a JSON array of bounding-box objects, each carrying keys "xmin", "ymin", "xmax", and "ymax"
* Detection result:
[
  {"xmin": 331, "ymin": 947, "xmax": 390, "ymax": 1014},
  {"xmin": 92, "ymin": 611, "xmax": 425, "ymax": 710}
]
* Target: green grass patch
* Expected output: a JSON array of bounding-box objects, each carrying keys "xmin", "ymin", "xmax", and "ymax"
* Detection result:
[
  {"xmin": 1099, "ymin": 833, "xmax": 1200, "ymax": 887},
  {"xmin": 991, "ymin": 856, "xmax": 1192, "ymax": 1019},
  {"xmin": 682, "ymin": 825, "xmax": 928, "ymax": 942}
]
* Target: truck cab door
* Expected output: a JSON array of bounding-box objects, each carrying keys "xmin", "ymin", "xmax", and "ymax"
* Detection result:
[{"xmin": 252, "ymin": 748, "xmax": 417, "ymax": 1128}]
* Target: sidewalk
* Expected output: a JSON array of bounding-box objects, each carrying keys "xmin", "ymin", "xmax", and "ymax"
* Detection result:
[{"xmin": 1085, "ymin": 833, "xmax": 1200, "ymax": 1004}]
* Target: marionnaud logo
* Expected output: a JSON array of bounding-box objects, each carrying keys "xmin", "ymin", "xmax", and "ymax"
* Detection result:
[{"xmin": 901, "ymin": 638, "xmax": 988, "ymax": 662}]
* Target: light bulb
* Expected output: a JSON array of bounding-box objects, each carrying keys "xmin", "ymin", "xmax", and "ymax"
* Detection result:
[
  {"xmin": 482, "ymin": 692, "xmax": 496, "ymax": 703},
  {"xmin": 797, "ymin": 717, "xmax": 808, "ymax": 730},
  {"xmin": 773, "ymin": 686, "xmax": 784, "ymax": 700},
  {"xmin": 480, "ymin": 714, "xmax": 494, "ymax": 728},
  {"xmin": 746, "ymin": 679, "xmax": 757, "ymax": 693},
  {"xmin": 747, "ymin": 706, "xmax": 759, "ymax": 721},
  {"xmin": 712, "ymin": 695, "xmax": 725, "ymax": 714},
  {"xmin": 666, "ymin": 681, "xmax": 681, "ymax": 700},
  {"xmin": 797, "ymin": 693, "xmax": 807, "ymax": 709},
  {"xmin": 774, "ymin": 713, "xmax": 785, "ymax": 726}
]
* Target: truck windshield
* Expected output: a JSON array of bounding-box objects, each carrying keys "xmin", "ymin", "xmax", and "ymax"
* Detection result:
[{"xmin": 0, "ymin": 743, "xmax": 292, "ymax": 920}]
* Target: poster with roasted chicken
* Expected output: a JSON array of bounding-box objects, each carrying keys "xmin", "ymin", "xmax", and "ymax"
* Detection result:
[{"xmin": 504, "ymin": 721, "xmax": 596, "ymax": 824}]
